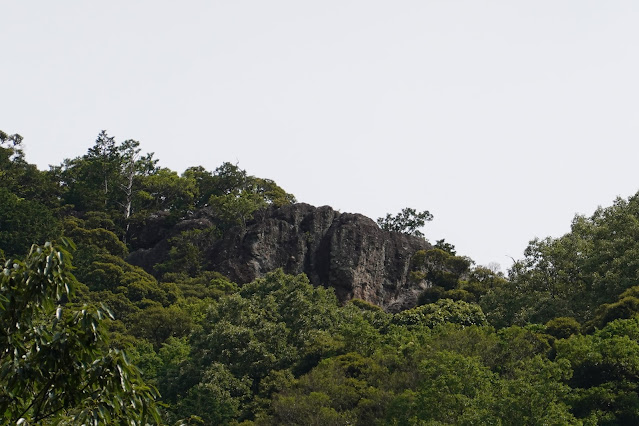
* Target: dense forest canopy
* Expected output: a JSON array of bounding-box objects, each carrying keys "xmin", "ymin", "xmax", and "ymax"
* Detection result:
[{"xmin": 3, "ymin": 129, "xmax": 639, "ymax": 424}]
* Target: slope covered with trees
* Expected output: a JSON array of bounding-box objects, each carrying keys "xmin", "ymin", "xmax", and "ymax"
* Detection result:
[{"xmin": 4, "ymin": 129, "xmax": 639, "ymax": 424}]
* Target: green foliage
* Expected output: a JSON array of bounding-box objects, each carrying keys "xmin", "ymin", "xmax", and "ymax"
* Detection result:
[
  {"xmin": 377, "ymin": 207, "xmax": 433, "ymax": 237},
  {"xmin": 61, "ymin": 131, "xmax": 158, "ymax": 213},
  {"xmin": 169, "ymin": 272, "xmax": 238, "ymax": 302},
  {"xmin": 129, "ymin": 305, "xmax": 193, "ymax": 350},
  {"xmin": 176, "ymin": 363, "xmax": 252, "ymax": 425},
  {"xmin": 268, "ymin": 391, "xmax": 354, "ymax": 426},
  {"xmin": 492, "ymin": 326, "xmax": 552, "ymax": 374},
  {"xmin": 185, "ymin": 162, "xmax": 295, "ymax": 231},
  {"xmin": 135, "ymin": 168, "xmax": 197, "ymax": 217},
  {"xmin": 0, "ymin": 131, "xmax": 62, "ymax": 207},
  {"xmin": 203, "ymin": 162, "xmax": 247, "ymax": 199},
  {"xmin": 494, "ymin": 356, "xmax": 578, "ymax": 425},
  {"xmin": 545, "ymin": 317, "xmax": 581, "ymax": 339},
  {"xmin": 155, "ymin": 227, "xmax": 219, "ymax": 278},
  {"xmin": 382, "ymin": 333, "xmax": 577, "ymax": 425},
  {"xmin": 393, "ymin": 299, "xmax": 488, "ymax": 328},
  {"xmin": 64, "ymin": 214, "xmax": 179, "ymax": 315},
  {"xmin": 63, "ymin": 216, "xmax": 128, "ymax": 258},
  {"xmin": 349, "ymin": 298, "xmax": 384, "ymax": 312},
  {"xmin": 172, "ymin": 271, "xmax": 342, "ymax": 421},
  {"xmin": 162, "ymin": 270, "xmax": 238, "ymax": 301},
  {"xmin": 88, "ymin": 291, "xmax": 139, "ymax": 327},
  {"xmin": 0, "ymin": 241, "xmax": 160, "ymax": 424},
  {"xmin": 337, "ymin": 304, "xmax": 385, "ymax": 357},
  {"xmin": 182, "ymin": 166, "xmax": 218, "ymax": 208},
  {"xmin": 266, "ymin": 354, "xmax": 388, "ymax": 425},
  {"xmin": 209, "ymin": 190, "xmax": 267, "ymax": 229},
  {"xmin": 0, "ymin": 130, "xmax": 24, "ymax": 162},
  {"xmin": 205, "ymin": 163, "xmax": 296, "ymax": 230},
  {"xmin": 586, "ymin": 286, "xmax": 639, "ymax": 331},
  {"xmin": 556, "ymin": 318, "xmax": 639, "ymax": 424},
  {"xmin": 434, "ymin": 238, "xmax": 457, "ymax": 255},
  {"xmin": 484, "ymin": 192, "xmax": 639, "ymax": 327},
  {"xmin": 61, "ymin": 131, "xmax": 123, "ymax": 214},
  {"xmin": 252, "ymin": 177, "xmax": 297, "ymax": 207},
  {"xmin": 0, "ymin": 131, "xmax": 66, "ymax": 257},
  {"xmin": 0, "ymin": 187, "xmax": 61, "ymax": 257},
  {"xmin": 128, "ymin": 338, "xmax": 164, "ymax": 379},
  {"xmin": 412, "ymin": 351, "xmax": 497, "ymax": 424},
  {"xmin": 411, "ymin": 249, "xmax": 490, "ymax": 305},
  {"xmin": 81, "ymin": 253, "xmax": 175, "ymax": 305},
  {"xmin": 12, "ymin": 129, "xmax": 639, "ymax": 424}
]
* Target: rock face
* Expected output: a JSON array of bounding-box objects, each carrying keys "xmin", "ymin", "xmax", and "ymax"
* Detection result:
[
  {"xmin": 205, "ymin": 203, "xmax": 431, "ymax": 311},
  {"xmin": 128, "ymin": 203, "xmax": 432, "ymax": 311}
]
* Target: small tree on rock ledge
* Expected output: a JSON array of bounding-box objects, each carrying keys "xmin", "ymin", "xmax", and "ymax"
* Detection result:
[{"xmin": 377, "ymin": 207, "xmax": 433, "ymax": 238}]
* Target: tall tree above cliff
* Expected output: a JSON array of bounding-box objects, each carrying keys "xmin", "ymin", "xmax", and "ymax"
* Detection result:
[
  {"xmin": 119, "ymin": 139, "xmax": 158, "ymax": 224},
  {"xmin": 62, "ymin": 131, "xmax": 125, "ymax": 214},
  {"xmin": 61, "ymin": 131, "xmax": 164, "ymax": 238}
]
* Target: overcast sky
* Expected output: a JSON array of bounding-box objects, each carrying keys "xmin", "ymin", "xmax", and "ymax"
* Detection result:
[{"xmin": 3, "ymin": 1, "xmax": 639, "ymax": 270}]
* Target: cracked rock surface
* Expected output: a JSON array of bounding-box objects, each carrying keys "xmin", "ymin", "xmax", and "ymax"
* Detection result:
[{"xmin": 129, "ymin": 203, "xmax": 432, "ymax": 312}]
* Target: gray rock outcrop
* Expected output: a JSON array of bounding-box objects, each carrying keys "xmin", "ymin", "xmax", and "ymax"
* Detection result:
[
  {"xmin": 129, "ymin": 203, "xmax": 432, "ymax": 312},
  {"xmin": 207, "ymin": 203, "xmax": 431, "ymax": 311}
]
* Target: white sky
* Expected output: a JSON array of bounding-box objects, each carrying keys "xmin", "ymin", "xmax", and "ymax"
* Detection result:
[{"xmin": 3, "ymin": 1, "xmax": 639, "ymax": 270}]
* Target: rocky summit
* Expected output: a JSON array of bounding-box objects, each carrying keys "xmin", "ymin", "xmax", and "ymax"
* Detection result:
[{"xmin": 129, "ymin": 203, "xmax": 432, "ymax": 311}]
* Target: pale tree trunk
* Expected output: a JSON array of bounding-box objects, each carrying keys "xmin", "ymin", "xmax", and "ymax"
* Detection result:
[{"xmin": 121, "ymin": 154, "xmax": 137, "ymax": 244}]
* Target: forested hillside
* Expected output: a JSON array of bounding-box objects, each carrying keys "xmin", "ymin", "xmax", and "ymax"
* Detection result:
[{"xmin": 4, "ymin": 130, "xmax": 639, "ymax": 424}]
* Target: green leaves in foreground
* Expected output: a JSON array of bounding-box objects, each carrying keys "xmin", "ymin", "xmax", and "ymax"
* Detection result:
[{"xmin": 0, "ymin": 240, "xmax": 160, "ymax": 425}]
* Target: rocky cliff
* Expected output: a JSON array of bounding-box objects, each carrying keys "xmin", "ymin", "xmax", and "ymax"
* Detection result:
[{"xmin": 129, "ymin": 203, "xmax": 432, "ymax": 311}]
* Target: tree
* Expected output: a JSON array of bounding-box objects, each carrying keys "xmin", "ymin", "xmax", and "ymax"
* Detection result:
[
  {"xmin": 409, "ymin": 248, "xmax": 480, "ymax": 304},
  {"xmin": 175, "ymin": 363, "xmax": 251, "ymax": 425},
  {"xmin": 118, "ymin": 139, "xmax": 158, "ymax": 242},
  {"xmin": 412, "ymin": 351, "xmax": 497, "ymax": 425},
  {"xmin": 0, "ymin": 187, "xmax": 61, "ymax": 257},
  {"xmin": 435, "ymin": 238, "xmax": 457, "ymax": 255},
  {"xmin": 175, "ymin": 271, "xmax": 341, "ymax": 421},
  {"xmin": 377, "ymin": 208, "xmax": 433, "ymax": 237},
  {"xmin": 61, "ymin": 131, "xmax": 161, "ymax": 240},
  {"xmin": 0, "ymin": 131, "xmax": 26, "ymax": 187},
  {"xmin": 0, "ymin": 130, "xmax": 61, "ymax": 207},
  {"xmin": 545, "ymin": 317, "xmax": 581, "ymax": 339},
  {"xmin": 87, "ymin": 130, "xmax": 119, "ymax": 207},
  {"xmin": 209, "ymin": 190, "xmax": 266, "ymax": 229},
  {"xmin": 155, "ymin": 227, "xmax": 219, "ymax": 278},
  {"xmin": 129, "ymin": 305, "xmax": 193, "ymax": 350},
  {"xmin": 0, "ymin": 241, "xmax": 160, "ymax": 424},
  {"xmin": 482, "ymin": 191, "xmax": 639, "ymax": 327},
  {"xmin": 203, "ymin": 162, "xmax": 296, "ymax": 229},
  {"xmin": 134, "ymin": 168, "xmax": 196, "ymax": 219},
  {"xmin": 61, "ymin": 132, "xmax": 120, "ymax": 215},
  {"xmin": 267, "ymin": 354, "xmax": 385, "ymax": 425},
  {"xmin": 393, "ymin": 299, "xmax": 488, "ymax": 328},
  {"xmin": 493, "ymin": 356, "xmax": 578, "ymax": 425},
  {"xmin": 556, "ymin": 319, "xmax": 639, "ymax": 424}
]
